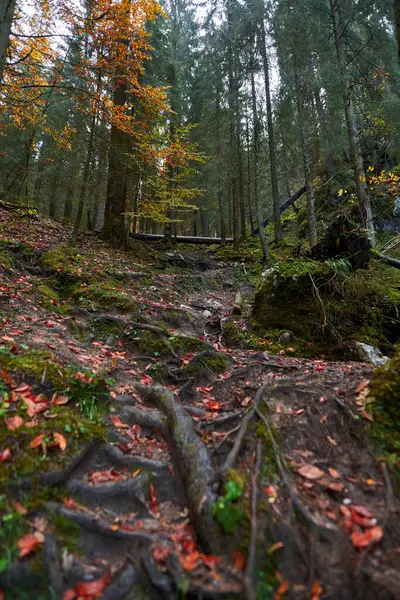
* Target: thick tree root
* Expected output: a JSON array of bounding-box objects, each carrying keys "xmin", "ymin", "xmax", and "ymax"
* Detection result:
[
  {"xmin": 67, "ymin": 476, "xmax": 149, "ymax": 513},
  {"xmin": 100, "ymin": 561, "xmax": 139, "ymax": 600},
  {"xmin": 44, "ymin": 534, "xmax": 63, "ymax": 600},
  {"xmin": 134, "ymin": 382, "xmax": 222, "ymax": 554},
  {"xmin": 118, "ymin": 406, "xmax": 167, "ymax": 432},
  {"xmin": 47, "ymin": 503, "xmax": 161, "ymax": 544},
  {"xmin": 102, "ymin": 443, "xmax": 169, "ymax": 472}
]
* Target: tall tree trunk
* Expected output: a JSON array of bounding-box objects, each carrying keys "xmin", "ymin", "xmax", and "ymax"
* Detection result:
[
  {"xmin": 49, "ymin": 169, "xmax": 60, "ymax": 219},
  {"xmin": 227, "ymin": 0, "xmax": 239, "ymax": 248},
  {"xmin": 216, "ymin": 82, "xmax": 226, "ymax": 245},
  {"xmin": 395, "ymin": 0, "xmax": 400, "ymax": 63},
  {"xmin": 71, "ymin": 111, "xmax": 96, "ymax": 245},
  {"xmin": 309, "ymin": 60, "xmax": 335, "ymax": 179},
  {"xmin": 260, "ymin": 19, "xmax": 281, "ymax": 242},
  {"xmin": 246, "ymin": 118, "xmax": 254, "ymax": 235},
  {"xmin": 0, "ymin": 0, "xmax": 16, "ymax": 83},
  {"xmin": 330, "ymin": 0, "xmax": 375, "ymax": 246},
  {"xmin": 293, "ymin": 57, "xmax": 317, "ymax": 246},
  {"xmin": 251, "ymin": 60, "xmax": 268, "ymax": 264}
]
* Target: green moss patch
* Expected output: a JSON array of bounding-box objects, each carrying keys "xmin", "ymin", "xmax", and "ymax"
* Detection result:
[{"xmin": 252, "ymin": 259, "xmax": 400, "ymax": 357}]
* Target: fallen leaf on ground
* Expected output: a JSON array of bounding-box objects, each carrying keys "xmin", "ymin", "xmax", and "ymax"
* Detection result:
[
  {"xmin": 110, "ymin": 415, "xmax": 129, "ymax": 428},
  {"xmin": 53, "ymin": 432, "xmax": 67, "ymax": 451},
  {"xmin": 311, "ymin": 581, "xmax": 323, "ymax": 599},
  {"xmin": 74, "ymin": 571, "xmax": 111, "ymax": 597},
  {"xmin": 28, "ymin": 434, "xmax": 45, "ymax": 449},
  {"xmin": 17, "ymin": 532, "xmax": 44, "ymax": 558},
  {"xmin": 232, "ymin": 550, "xmax": 245, "ymax": 570},
  {"xmin": 328, "ymin": 467, "xmax": 340, "ymax": 478},
  {"xmin": 351, "ymin": 526, "xmax": 383, "ymax": 549},
  {"xmin": 4, "ymin": 416, "xmax": 24, "ymax": 430},
  {"xmin": 0, "ymin": 448, "xmax": 11, "ymax": 462},
  {"xmin": 298, "ymin": 464, "xmax": 324, "ymax": 480}
]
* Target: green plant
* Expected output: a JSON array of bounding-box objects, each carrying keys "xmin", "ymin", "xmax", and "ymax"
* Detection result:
[
  {"xmin": 213, "ymin": 481, "xmax": 244, "ymax": 533},
  {"xmin": 0, "ymin": 495, "xmax": 26, "ymax": 573}
]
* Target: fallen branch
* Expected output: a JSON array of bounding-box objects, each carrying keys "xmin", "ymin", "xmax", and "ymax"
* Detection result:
[
  {"xmin": 244, "ymin": 440, "xmax": 262, "ymax": 600},
  {"xmin": 374, "ymin": 251, "xmax": 400, "ymax": 270},
  {"xmin": 252, "ymin": 185, "xmax": 306, "ymax": 235},
  {"xmin": 134, "ymin": 382, "xmax": 221, "ymax": 554}
]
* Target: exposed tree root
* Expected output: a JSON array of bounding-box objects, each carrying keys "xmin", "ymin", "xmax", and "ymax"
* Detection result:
[
  {"xmin": 47, "ymin": 503, "xmax": 161, "ymax": 544},
  {"xmin": 134, "ymin": 382, "xmax": 222, "ymax": 554},
  {"xmin": 244, "ymin": 440, "xmax": 262, "ymax": 600},
  {"xmin": 67, "ymin": 476, "xmax": 149, "ymax": 512},
  {"xmin": 100, "ymin": 561, "xmax": 139, "ymax": 600},
  {"xmin": 102, "ymin": 443, "xmax": 169, "ymax": 472},
  {"xmin": 44, "ymin": 534, "xmax": 63, "ymax": 600},
  {"xmin": 255, "ymin": 403, "xmax": 338, "ymax": 541},
  {"xmin": 118, "ymin": 406, "xmax": 167, "ymax": 433},
  {"xmin": 218, "ymin": 383, "xmax": 268, "ymax": 476}
]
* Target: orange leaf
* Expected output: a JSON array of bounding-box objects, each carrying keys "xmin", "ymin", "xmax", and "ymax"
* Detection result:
[
  {"xmin": 232, "ymin": 550, "xmax": 245, "ymax": 570},
  {"xmin": 311, "ymin": 581, "xmax": 323, "ymax": 600},
  {"xmin": 74, "ymin": 571, "xmax": 111, "ymax": 596},
  {"xmin": 298, "ymin": 464, "xmax": 324, "ymax": 480},
  {"xmin": 110, "ymin": 415, "xmax": 129, "ymax": 428},
  {"xmin": 17, "ymin": 532, "xmax": 43, "ymax": 558},
  {"xmin": 62, "ymin": 590, "xmax": 77, "ymax": 600},
  {"xmin": 351, "ymin": 526, "xmax": 383, "ymax": 549},
  {"xmin": 53, "ymin": 395, "xmax": 70, "ymax": 405},
  {"xmin": 0, "ymin": 448, "xmax": 11, "ymax": 462},
  {"xmin": 328, "ymin": 468, "xmax": 340, "ymax": 479},
  {"xmin": 5, "ymin": 416, "xmax": 24, "ymax": 430},
  {"xmin": 28, "ymin": 434, "xmax": 45, "ymax": 449},
  {"xmin": 53, "ymin": 432, "xmax": 67, "ymax": 451},
  {"xmin": 180, "ymin": 550, "xmax": 200, "ymax": 572}
]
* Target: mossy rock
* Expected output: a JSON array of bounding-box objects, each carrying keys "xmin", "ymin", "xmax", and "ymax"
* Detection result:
[
  {"xmin": 68, "ymin": 280, "xmax": 138, "ymax": 313},
  {"xmin": 182, "ymin": 350, "xmax": 230, "ymax": 378},
  {"xmin": 138, "ymin": 331, "xmax": 210, "ymax": 358},
  {"xmin": 370, "ymin": 347, "xmax": 400, "ymax": 422},
  {"xmin": 252, "ymin": 259, "xmax": 400, "ymax": 357}
]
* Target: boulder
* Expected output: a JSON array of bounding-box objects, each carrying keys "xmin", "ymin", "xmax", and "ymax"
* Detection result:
[{"xmin": 353, "ymin": 342, "xmax": 389, "ymax": 366}]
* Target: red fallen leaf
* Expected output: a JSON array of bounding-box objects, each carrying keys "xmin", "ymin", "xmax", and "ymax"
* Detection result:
[
  {"xmin": 28, "ymin": 434, "xmax": 45, "ymax": 449},
  {"xmin": 148, "ymin": 483, "xmax": 159, "ymax": 516},
  {"xmin": 298, "ymin": 464, "xmax": 324, "ymax": 480},
  {"xmin": 311, "ymin": 581, "xmax": 323, "ymax": 600},
  {"xmin": 327, "ymin": 482, "xmax": 344, "ymax": 492},
  {"xmin": 23, "ymin": 397, "xmax": 48, "ymax": 417},
  {"xmin": 328, "ymin": 467, "xmax": 340, "ymax": 479},
  {"xmin": 351, "ymin": 526, "xmax": 383, "ymax": 549},
  {"xmin": 110, "ymin": 415, "xmax": 129, "ymax": 429},
  {"xmin": 74, "ymin": 571, "xmax": 111, "ymax": 597},
  {"xmin": 180, "ymin": 551, "xmax": 200, "ymax": 572},
  {"xmin": 351, "ymin": 505, "xmax": 374, "ymax": 519},
  {"xmin": 52, "ymin": 395, "xmax": 70, "ymax": 405},
  {"xmin": 5, "ymin": 415, "xmax": 24, "ymax": 430},
  {"xmin": 63, "ymin": 498, "xmax": 78, "ymax": 509},
  {"xmin": 62, "ymin": 590, "xmax": 76, "ymax": 600},
  {"xmin": 291, "ymin": 408, "xmax": 305, "ymax": 415},
  {"xmin": 232, "ymin": 550, "xmax": 245, "ymax": 570},
  {"xmin": 0, "ymin": 448, "xmax": 11, "ymax": 462},
  {"xmin": 205, "ymin": 401, "xmax": 220, "ymax": 412},
  {"xmin": 53, "ymin": 432, "xmax": 67, "ymax": 451},
  {"xmin": 140, "ymin": 374, "xmax": 153, "ymax": 385},
  {"xmin": 201, "ymin": 554, "xmax": 220, "ymax": 569},
  {"xmin": 350, "ymin": 512, "xmax": 376, "ymax": 529},
  {"xmin": 15, "ymin": 383, "xmax": 30, "ymax": 393},
  {"xmin": 275, "ymin": 579, "xmax": 290, "ymax": 599},
  {"xmin": 354, "ymin": 380, "xmax": 370, "ymax": 394},
  {"xmin": 0, "ymin": 370, "xmax": 15, "ymax": 386},
  {"xmin": 17, "ymin": 532, "xmax": 44, "ymax": 558},
  {"xmin": 152, "ymin": 544, "xmax": 170, "ymax": 568}
]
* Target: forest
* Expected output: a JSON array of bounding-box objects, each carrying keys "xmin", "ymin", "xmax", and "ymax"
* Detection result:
[{"xmin": 0, "ymin": 0, "xmax": 399, "ymax": 598}]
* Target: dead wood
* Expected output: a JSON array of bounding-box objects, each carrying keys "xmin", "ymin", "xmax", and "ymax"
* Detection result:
[
  {"xmin": 102, "ymin": 444, "xmax": 169, "ymax": 472},
  {"xmin": 134, "ymin": 382, "xmax": 221, "ymax": 554},
  {"xmin": 374, "ymin": 251, "xmax": 400, "ymax": 270},
  {"xmin": 252, "ymin": 185, "xmax": 307, "ymax": 235}
]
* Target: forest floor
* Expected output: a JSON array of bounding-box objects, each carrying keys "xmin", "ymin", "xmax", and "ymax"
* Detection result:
[{"xmin": 0, "ymin": 209, "xmax": 399, "ymax": 600}]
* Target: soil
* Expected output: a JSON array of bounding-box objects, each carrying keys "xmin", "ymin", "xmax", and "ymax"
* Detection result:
[{"xmin": 0, "ymin": 209, "xmax": 399, "ymax": 600}]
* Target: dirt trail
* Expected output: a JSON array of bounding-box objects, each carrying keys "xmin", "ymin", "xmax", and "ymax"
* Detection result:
[{"xmin": 0, "ymin": 212, "xmax": 399, "ymax": 600}]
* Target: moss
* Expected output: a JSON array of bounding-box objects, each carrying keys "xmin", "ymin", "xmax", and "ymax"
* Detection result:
[
  {"xmin": 69, "ymin": 280, "xmax": 138, "ymax": 312},
  {"xmin": 252, "ymin": 259, "xmax": 400, "ymax": 357},
  {"xmin": 183, "ymin": 351, "xmax": 229, "ymax": 376},
  {"xmin": 138, "ymin": 331, "xmax": 209, "ymax": 358},
  {"xmin": 51, "ymin": 513, "xmax": 82, "ymax": 553},
  {"xmin": 0, "ymin": 249, "xmax": 14, "ymax": 269}
]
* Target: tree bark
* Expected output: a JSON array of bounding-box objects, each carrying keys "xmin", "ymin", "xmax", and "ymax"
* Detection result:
[
  {"xmin": 330, "ymin": 0, "xmax": 375, "ymax": 246},
  {"xmin": 260, "ymin": 19, "xmax": 281, "ymax": 242},
  {"xmin": 250, "ymin": 57, "xmax": 268, "ymax": 263},
  {"xmin": 293, "ymin": 56, "xmax": 317, "ymax": 246},
  {"xmin": 0, "ymin": 0, "xmax": 16, "ymax": 83},
  {"xmin": 395, "ymin": 0, "xmax": 400, "ymax": 64}
]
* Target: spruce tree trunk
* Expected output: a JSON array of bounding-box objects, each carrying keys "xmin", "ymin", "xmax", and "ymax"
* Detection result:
[
  {"xmin": 260, "ymin": 19, "xmax": 281, "ymax": 242},
  {"xmin": 0, "ymin": 0, "xmax": 16, "ymax": 83},
  {"xmin": 395, "ymin": 0, "xmax": 400, "ymax": 63},
  {"xmin": 251, "ymin": 63, "xmax": 268, "ymax": 264},
  {"xmin": 330, "ymin": 0, "xmax": 375, "ymax": 246},
  {"xmin": 102, "ymin": 74, "xmax": 129, "ymax": 247},
  {"xmin": 72, "ymin": 111, "xmax": 96, "ymax": 246},
  {"xmin": 293, "ymin": 57, "xmax": 317, "ymax": 246}
]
